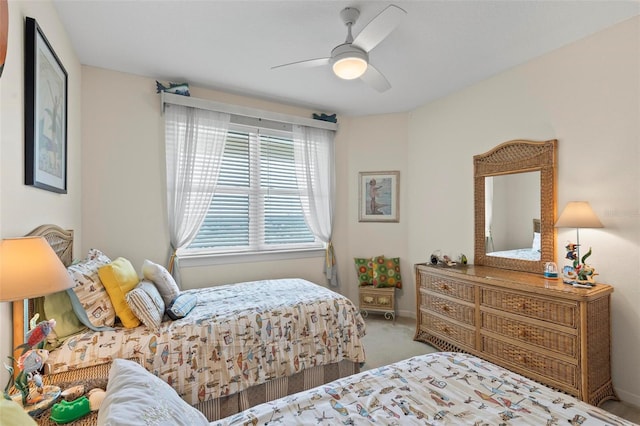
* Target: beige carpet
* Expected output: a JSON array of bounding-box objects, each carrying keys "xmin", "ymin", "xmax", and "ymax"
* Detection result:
[
  {"xmin": 359, "ymin": 315, "xmax": 640, "ymax": 423},
  {"xmin": 359, "ymin": 315, "xmax": 436, "ymax": 371}
]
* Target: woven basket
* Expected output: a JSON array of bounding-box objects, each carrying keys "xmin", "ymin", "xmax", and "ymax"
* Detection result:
[{"xmin": 10, "ymin": 358, "xmax": 141, "ymax": 426}]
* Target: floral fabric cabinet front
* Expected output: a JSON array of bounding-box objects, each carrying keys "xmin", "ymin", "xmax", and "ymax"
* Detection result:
[{"xmin": 359, "ymin": 286, "xmax": 395, "ymax": 321}]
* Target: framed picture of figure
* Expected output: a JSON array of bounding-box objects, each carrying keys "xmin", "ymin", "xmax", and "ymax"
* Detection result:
[
  {"xmin": 358, "ymin": 171, "xmax": 399, "ymax": 223},
  {"xmin": 24, "ymin": 17, "xmax": 68, "ymax": 194}
]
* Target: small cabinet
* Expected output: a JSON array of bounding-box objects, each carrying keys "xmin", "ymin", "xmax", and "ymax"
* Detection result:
[{"xmin": 359, "ymin": 286, "xmax": 395, "ymax": 321}]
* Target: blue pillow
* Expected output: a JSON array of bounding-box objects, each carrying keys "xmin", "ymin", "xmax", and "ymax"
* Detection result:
[{"xmin": 166, "ymin": 293, "xmax": 197, "ymax": 320}]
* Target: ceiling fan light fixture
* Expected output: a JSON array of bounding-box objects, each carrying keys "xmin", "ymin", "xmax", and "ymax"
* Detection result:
[
  {"xmin": 331, "ymin": 45, "xmax": 368, "ymax": 80},
  {"xmin": 333, "ymin": 56, "xmax": 368, "ymax": 80}
]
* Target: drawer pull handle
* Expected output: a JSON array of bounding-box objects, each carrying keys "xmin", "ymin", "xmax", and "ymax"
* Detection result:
[
  {"xmin": 517, "ymin": 303, "xmax": 526, "ymax": 310},
  {"xmin": 440, "ymin": 284, "xmax": 449, "ymax": 291},
  {"xmin": 442, "ymin": 327, "xmax": 450, "ymax": 334},
  {"xmin": 442, "ymin": 305, "xmax": 450, "ymax": 312},
  {"xmin": 518, "ymin": 329, "xmax": 527, "ymax": 338}
]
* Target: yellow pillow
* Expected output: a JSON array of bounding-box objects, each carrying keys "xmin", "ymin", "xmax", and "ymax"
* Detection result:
[{"xmin": 98, "ymin": 258, "xmax": 141, "ymax": 328}]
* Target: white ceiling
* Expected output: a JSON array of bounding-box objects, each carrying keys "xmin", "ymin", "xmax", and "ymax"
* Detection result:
[{"xmin": 52, "ymin": 0, "xmax": 639, "ymax": 116}]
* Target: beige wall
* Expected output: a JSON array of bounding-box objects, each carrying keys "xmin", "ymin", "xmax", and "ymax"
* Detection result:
[
  {"xmin": 407, "ymin": 16, "xmax": 640, "ymax": 405},
  {"xmin": 81, "ymin": 68, "xmax": 341, "ymax": 289},
  {"xmin": 0, "ymin": 0, "xmax": 82, "ymax": 389},
  {"xmin": 80, "ymin": 67, "xmax": 411, "ymax": 312}
]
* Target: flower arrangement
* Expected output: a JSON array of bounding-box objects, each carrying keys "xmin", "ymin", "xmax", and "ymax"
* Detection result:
[{"xmin": 562, "ymin": 243, "xmax": 598, "ymax": 287}]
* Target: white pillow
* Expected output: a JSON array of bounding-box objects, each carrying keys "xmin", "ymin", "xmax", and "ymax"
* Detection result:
[
  {"xmin": 125, "ymin": 280, "xmax": 165, "ymax": 331},
  {"xmin": 532, "ymin": 232, "xmax": 542, "ymax": 251},
  {"xmin": 98, "ymin": 359, "xmax": 209, "ymax": 426},
  {"xmin": 141, "ymin": 260, "xmax": 180, "ymax": 306}
]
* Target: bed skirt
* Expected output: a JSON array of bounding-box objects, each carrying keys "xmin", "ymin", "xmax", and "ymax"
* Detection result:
[{"xmin": 193, "ymin": 359, "xmax": 360, "ymax": 421}]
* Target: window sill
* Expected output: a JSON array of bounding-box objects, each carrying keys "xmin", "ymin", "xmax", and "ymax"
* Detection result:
[{"xmin": 177, "ymin": 248, "xmax": 326, "ymax": 268}]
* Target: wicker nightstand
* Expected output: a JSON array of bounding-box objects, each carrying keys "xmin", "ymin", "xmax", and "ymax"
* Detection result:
[
  {"xmin": 359, "ymin": 286, "xmax": 395, "ymax": 321},
  {"xmin": 12, "ymin": 358, "xmax": 141, "ymax": 426}
]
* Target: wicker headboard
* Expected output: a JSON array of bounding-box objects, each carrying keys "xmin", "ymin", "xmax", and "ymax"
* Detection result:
[
  {"xmin": 13, "ymin": 224, "xmax": 74, "ymax": 352},
  {"xmin": 533, "ymin": 218, "xmax": 541, "ymax": 234},
  {"xmin": 26, "ymin": 224, "xmax": 74, "ymax": 267}
]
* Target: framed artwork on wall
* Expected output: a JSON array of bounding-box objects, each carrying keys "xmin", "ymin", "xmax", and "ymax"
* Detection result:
[
  {"xmin": 358, "ymin": 171, "xmax": 399, "ymax": 223},
  {"xmin": 24, "ymin": 17, "xmax": 68, "ymax": 194}
]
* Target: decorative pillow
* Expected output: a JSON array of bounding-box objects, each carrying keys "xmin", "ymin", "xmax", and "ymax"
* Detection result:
[
  {"xmin": 43, "ymin": 290, "xmax": 87, "ymax": 348},
  {"xmin": 354, "ymin": 257, "xmax": 378, "ymax": 286},
  {"xmin": 98, "ymin": 258, "xmax": 141, "ymax": 328},
  {"xmin": 98, "ymin": 359, "xmax": 209, "ymax": 426},
  {"xmin": 67, "ymin": 249, "xmax": 116, "ymax": 328},
  {"xmin": 125, "ymin": 280, "xmax": 165, "ymax": 331},
  {"xmin": 372, "ymin": 256, "xmax": 402, "ymax": 288},
  {"xmin": 166, "ymin": 293, "xmax": 197, "ymax": 320},
  {"xmin": 142, "ymin": 260, "xmax": 180, "ymax": 306},
  {"xmin": 532, "ymin": 232, "xmax": 542, "ymax": 252}
]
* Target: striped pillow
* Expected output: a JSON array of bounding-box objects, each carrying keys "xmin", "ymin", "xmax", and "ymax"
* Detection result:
[
  {"xmin": 166, "ymin": 293, "xmax": 197, "ymax": 320},
  {"xmin": 125, "ymin": 280, "xmax": 165, "ymax": 331}
]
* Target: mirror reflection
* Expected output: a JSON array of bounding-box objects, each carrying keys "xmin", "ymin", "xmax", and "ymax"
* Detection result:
[
  {"xmin": 474, "ymin": 139, "xmax": 557, "ymax": 275},
  {"xmin": 485, "ymin": 172, "xmax": 540, "ymax": 260}
]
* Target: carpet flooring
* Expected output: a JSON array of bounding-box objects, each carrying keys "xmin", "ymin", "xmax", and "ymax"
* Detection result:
[{"xmin": 360, "ymin": 315, "xmax": 640, "ymax": 424}]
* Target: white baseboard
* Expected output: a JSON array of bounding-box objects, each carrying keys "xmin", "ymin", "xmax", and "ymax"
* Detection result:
[{"xmin": 615, "ymin": 387, "xmax": 640, "ymax": 409}]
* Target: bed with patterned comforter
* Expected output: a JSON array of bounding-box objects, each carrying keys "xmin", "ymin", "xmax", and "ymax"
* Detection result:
[
  {"xmin": 214, "ymin": 352, "xmax": 633, "ymax": 425},
  {"xmin": 45, "ymin": 279, "xmax": 366, "ymax": 410}
]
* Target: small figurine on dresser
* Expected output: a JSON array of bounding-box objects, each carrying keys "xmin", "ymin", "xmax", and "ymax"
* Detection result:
[
  {"xmin": 429, "ymin": 250, "xmax": 457, "ymax": 267},
  {"xmin": 562, "ymin": 242, "xmax": 598, "ymax": 287}
]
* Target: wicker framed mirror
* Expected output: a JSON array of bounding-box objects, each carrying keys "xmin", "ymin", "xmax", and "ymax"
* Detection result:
[{"xmin": 474, "ymin": 139, "xmax": 557, "ymax": 274}]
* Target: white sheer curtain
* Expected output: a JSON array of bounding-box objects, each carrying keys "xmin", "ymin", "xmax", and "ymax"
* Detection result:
[
  {"xmin": 292, "ymin": 125, "xmax": 337, "ymax": 287},
  {"xmin": 485, "ymin": 176, "xmax": 494, "ymax": 252},
  {"xmin": 164, "ymin": 104, "xmax": 230, "ymax": 283}
]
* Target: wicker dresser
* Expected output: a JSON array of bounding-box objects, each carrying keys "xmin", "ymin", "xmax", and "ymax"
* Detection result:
[{"xmin": 414, "ymin": 263, "xmax": 616, "ymax": 406}]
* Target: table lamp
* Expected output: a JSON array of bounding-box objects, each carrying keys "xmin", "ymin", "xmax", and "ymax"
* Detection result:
[
  {"xmin": 0, "ymin": 236, "xmax": 74, "ymax": 412},
  {"xmin": 555, "ymin": 201, "xmax": 604, "ymax": 285}
]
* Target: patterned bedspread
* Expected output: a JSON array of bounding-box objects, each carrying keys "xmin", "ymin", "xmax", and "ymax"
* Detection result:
[
  {"xmin": 215, "ymin": 352, "xmax": 633, "ymax": 425},
  {"xmin": 45, "ymin": 279, "xmax": 366, "ymax": 406}
]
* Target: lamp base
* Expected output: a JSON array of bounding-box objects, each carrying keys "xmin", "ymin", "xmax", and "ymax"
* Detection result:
[{"xmin": 9, "ymin": 384, "xmax": 61, "ymax": 417}]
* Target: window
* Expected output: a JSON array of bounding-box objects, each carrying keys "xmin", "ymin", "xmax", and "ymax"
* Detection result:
[{"xmin": 186, "ymin": 124, "xmax": 322, "ymax": 254}]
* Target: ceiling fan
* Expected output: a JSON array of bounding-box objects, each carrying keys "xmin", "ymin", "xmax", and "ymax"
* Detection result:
[{"xmin": 271, "ymin": 4, "xmax": 407, "ymax": 92}]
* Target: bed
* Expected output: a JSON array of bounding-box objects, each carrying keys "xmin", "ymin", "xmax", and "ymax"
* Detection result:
[
  {"xmin": 99, "ymin": 352, "xmax": 634, "ymax": 426},
  {"xmin": 20, "ymin": 224, "xmax": 365, "ymax": 421},
  {"xmin": 487, "ymin": 218, "xmax": 542, "ymax": 261}
]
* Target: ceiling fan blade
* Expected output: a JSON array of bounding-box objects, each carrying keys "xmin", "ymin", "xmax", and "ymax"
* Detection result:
[
  {"xmin": 271, "ymin": 57, "xmax": 330, "ymax": 70},
  {"xmin": 360, "ymin": 64, "xmax": 391, "ymax": 92},
  {"xmin": 352, "ymin": 4, "xmax": 406, "ymax": 53}
]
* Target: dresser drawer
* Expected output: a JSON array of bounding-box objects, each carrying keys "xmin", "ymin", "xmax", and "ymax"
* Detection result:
[
  {"xmin": 481, "ymin": 312, "xmax": 577, "ymax": 358},
  {"xmin": 482, "ymin": 336, "xmax": 578, "ymax": 391},
  {"xmin": 422, "ymin": 292, "xmax": 475, "ymax": 325},
  {"xmin": 481, "ymin": 288, "xmax": 578, "ymax": 328},
  {"xmin": 420, "ymin": 273, "xmax": 475, "ymax": 303},
  {"xmin": 421, "ymin": 311, "xmax": 475, "ymax": 348}
]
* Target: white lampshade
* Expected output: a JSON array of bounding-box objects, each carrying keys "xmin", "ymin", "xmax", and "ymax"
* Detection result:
[
  {"xmin": 555, "ymin": 201, "xmax": 604, "ymax": 229},
  {"xmin": 0, "ymin": 236, "xmax": 74, "ymax": 301}
]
